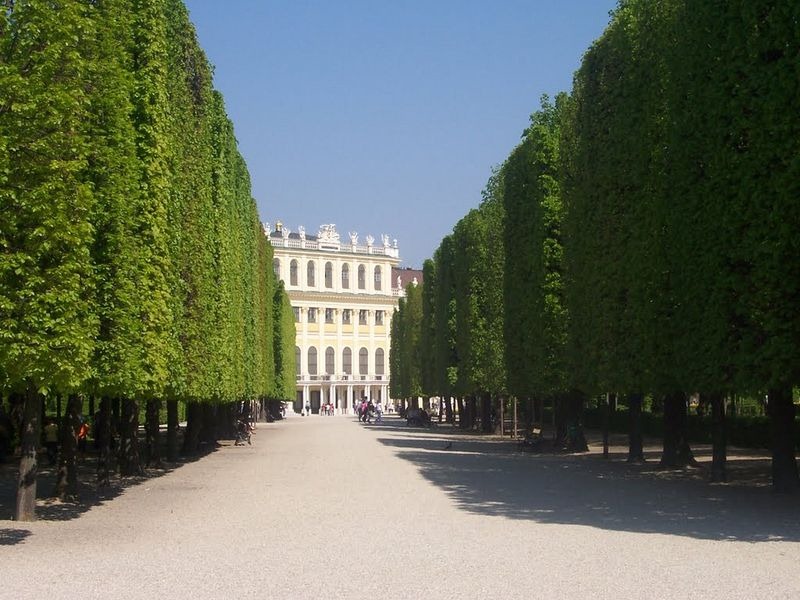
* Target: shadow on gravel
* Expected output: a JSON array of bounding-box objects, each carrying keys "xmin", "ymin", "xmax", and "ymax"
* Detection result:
[
  {"xmin": 375, "ymin": 418, "xmax": 800, "ymax": 543},
  {"xmin": 0, "ymin": 445, "xmax": 220, "ymax": 523},
  {"xmin": 0, "ymin": 527, "xmax": 32, "ymax": 545}
]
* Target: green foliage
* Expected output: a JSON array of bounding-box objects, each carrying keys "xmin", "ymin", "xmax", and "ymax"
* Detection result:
[
  {"xmin": 390, "ymin": 284, "xmax": 424, "ymax": 400},
  {"xmin": 503, "ymin": 95, "xmax": 568, "ymax": 398},
  {"xmin": 0, "ymin": 0, "xmax": 97, "ymax": 395},
  {"xmin": 272, "ymin": 281, "xmax": 296, "ymax": 401},
  {"xmin": 452, "ymin": 193, "xmax": 505, "ymax": 397},
  {"xmin": 1, "ymin": 0, "xmax": 283, "ymax": 409}
]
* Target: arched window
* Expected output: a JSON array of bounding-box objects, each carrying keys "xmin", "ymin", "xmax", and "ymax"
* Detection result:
[
  {"xmin": 341, "ymin": 264, "xmax": 350, "ymax": 289},
  {"xmin": 307, "ymin": 347, "xmax": 318, "ymax": 375},
  {"xmin": 325, "ymin": 346, "xmax": 335, "ymax": 375},
  {"xmin": 307, "ymin": 261, "xmax": 315, "ymax": 287},
  {"xmin": 325, "ymin": 262, "xmax": 333, "ymax": 288},
  {"xmin": 273, "ymin": 258, "xmax": 281, "ymax": 279},
  {"xmin": 375, "ymin": 348, "xmax": 385, "ymax": 375},
  {"xmin": 295, "ymin": 346, "xmax": 301, "ymax": 376},
  {"xmin": 359, "ymin": 347, "xmax": 368, "ymax": 375},
  {"xmin": 290, "ymin": 260, "xmax": 298, "ymax": 286},
  {"xmin": 342, "ymin": 347, "xmax": 352, "ymax": 375},
  {"xmin": 358, "ymin": 265, "xmax": 366, "ymax": 289},
  {"xmin": 374, "ymin": 266, "xmax": 382, "ymax": 291}
]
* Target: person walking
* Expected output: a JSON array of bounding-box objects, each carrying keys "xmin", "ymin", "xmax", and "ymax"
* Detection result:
[{"xmin": 43, "ymin": 418, "xmax": 59, "ymax": 465}]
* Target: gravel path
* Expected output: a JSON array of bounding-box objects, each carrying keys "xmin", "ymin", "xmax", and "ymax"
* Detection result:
[{"xmin": 2, "ymin": 415, "xmax": 799, "ymax": 599}]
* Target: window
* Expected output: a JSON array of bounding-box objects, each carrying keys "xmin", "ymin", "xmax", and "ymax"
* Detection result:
[
  {"xmin": 359, "ymin": 309, "xmax": 368, "ymax": 325},
  {"xmin": 325, "ymin": 346, "xmax": 335, "ymax": 375},
  {"xmin": 342, "ymin": 309, "xmax": 351, "ymax": 325},
  {"xmin": 293, "ymin": 307, "xmax": 300, "ymax": 322},
  {"xmin": 295, "ymin": 346, "xmax": 301, "ymax": 376},
  {"xmin": 343, "ymin": 347, "xmax": 352, "ymax": 375},
  {"xmin": 375, "ymin": 348, "xmax": 385, "ymax": 375},
  {"xmin": 358, "ymin": 264, "xmax": 366, "ymax": 289},
  {"xmin": 325, "ymin": 308, "xmax": 334, "ymax": 324},
  {"xmin": 341, "ymin": 264, "xmax": 350, "ymax": 289},
  {"xmin": 273, "ymin": 258, "xmax": 281, "ymax": 279},
  {"xmin": 375, "ymin": 310, "xmax": 384, "ymax": 326},
  {"xmin": 290, "ymin": 260, "xmax": 298, "ymax": 286},
  {"xmin": 325, "ymin": 262, "xmax": 333, "ymax": 288},
  {"xmin": 359, "ymin": 347, "xmax": 368, "ymax": 375},
  {"xmin": 374, "ymin": 266, "xmax": 382, "ymax": 291},
  {"xmin": 307, "ymin": 308, "xmax": 317, "ymax": 323},
  {"xmin": 307, "ymin": 261, "xmax": 315, "ymax": 287},
  {"xmin": 308, "ymin": 347, "xmax": 318, "ymax": 375}
]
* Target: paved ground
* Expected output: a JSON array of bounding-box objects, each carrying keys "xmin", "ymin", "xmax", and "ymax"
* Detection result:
[{"xmin": 2, "ymin": 415, "xmax": 800, "ymax": 599}]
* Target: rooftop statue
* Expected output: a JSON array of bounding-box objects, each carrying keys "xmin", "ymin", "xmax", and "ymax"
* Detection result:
[
  {"xmin": 349, "ymin": 231, "xmax": 359, "ymax": 245},
  {"xmin": 381, "ymin": 234, "xmax": 390, "ymax": 247},
  {"xmin": 366, "ymin": 235, "xmax": 375, "ymax": 246},
  {"xmin": 298, "ymin": 225, "xmax": 306, "ymax": 240},
  {"xmin": 318, "ymin": 224, "xmax": 340, "ymax": 243}
]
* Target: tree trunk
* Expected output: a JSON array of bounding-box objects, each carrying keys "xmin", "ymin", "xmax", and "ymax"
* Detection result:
[
  {"xmin": 182, "ymin": 401, "xmax": 201, "ymax": 455},
  {"xmin": 96, "ymin": 397, "xmax": 112, "ymax": 486},
  {"xmin": 554, "ymin": 395, "xmax": 567, "ymax": 444},
  {"xmin": 660, "ymin": 391, "xmax": 696, "ymax": 467},
  {"xmin": 480, "ymin": 392, "xmax": 493, "ymax": 433},
  {"xmin": 200, "ymin": 403, "xmax": 218, "ymax": 447},
  {"xmin": 767, "ymin": 387, "xmax": 799, "ymax": 492},
  {"xmin": 627, "ymin": 392, "xmax": 644, "ymax": 462},
  {"xmin": 166, "ymin": 399, "xmax": 179, "ymax": 462},
  {"xmin": 499, "ymin": 395, "xmax": 505, "ymax": 436},
  {"xmin": 218, "ymin": 402, "xmax": 235, "ymax": 440},
  {"xmin": 444, "ymin": 396, "xmax": 453, "ymax": 423},
  {"xmin": 602, "ymin": 393, "xmax": 614, "ymax": 459},
  {"xmin": 710, "ymin": 392, "xmax": 727, "ymax": 483},
  {"xmin": 118, "ymin": 398, "xmax": 142, "ymax": 476},
  {"xmin": 55, "ymin": 394, "xmax": 81, "ymax": 500},
  {"xmin": 465, "ymin": 396, "xmax": 477, "ymax": 430},
  {"xmin": 15, "ymin": 384, "xmax": 41, "ymax": 521},
  {"xmin": 145, "ymin": 398, "xmax": 161, "ymax": 467},
  {"xmin": 112, "ymin": 397, "xmax": 121, "ymax": 438},
  {"xmin": 456, "ymin": 397, "xmax": 464, "ymax": 428}
]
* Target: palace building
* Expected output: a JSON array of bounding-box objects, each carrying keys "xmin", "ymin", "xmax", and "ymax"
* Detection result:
[{"xmin": 267, "ymin": 221, "xmax": 414, "ymax": 415}]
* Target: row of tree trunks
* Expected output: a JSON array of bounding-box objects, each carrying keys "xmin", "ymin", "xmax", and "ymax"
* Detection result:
[
  {"xmin": 627, "ymin": 393, "xmax": 644, "ymax": 462},
  {"xmin": 55, "ymin": 394, "xmax": 81, "ymax": 500},
  {"xmin": 444, "ymin": 397, "xmax": 453, "ymax": 423}
]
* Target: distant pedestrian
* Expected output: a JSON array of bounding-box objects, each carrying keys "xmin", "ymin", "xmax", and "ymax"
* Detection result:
[
  {"xmin": 77, "ymin": 418, "xmax": 89, "ymax": 459},
  {"xmin": 375, "ymin": 402, "xmax": 383, "ymax": 424},
  {"xmin": 44, "ymin": 419, "xmax": 59, "ymax": 465}
]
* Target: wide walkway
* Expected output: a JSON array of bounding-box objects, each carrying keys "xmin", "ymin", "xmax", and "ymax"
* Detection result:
[{"xmin": 2, "ymin": 415, "xmax": 800, "ymax": 599}]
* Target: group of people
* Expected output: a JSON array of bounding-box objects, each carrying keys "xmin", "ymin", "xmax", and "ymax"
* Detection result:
[
  {"xmin": 42, "ymin": 416, "xmax": 90, "ymax": 465},
  {"xmin": 357, "ymin": 398, "xmax": 383, "ymax": 424}
]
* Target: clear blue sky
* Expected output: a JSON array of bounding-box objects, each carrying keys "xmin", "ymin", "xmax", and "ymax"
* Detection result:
[{"xmin": 183, "ymin": 0, "xmax": 618, "ymax": 268}]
